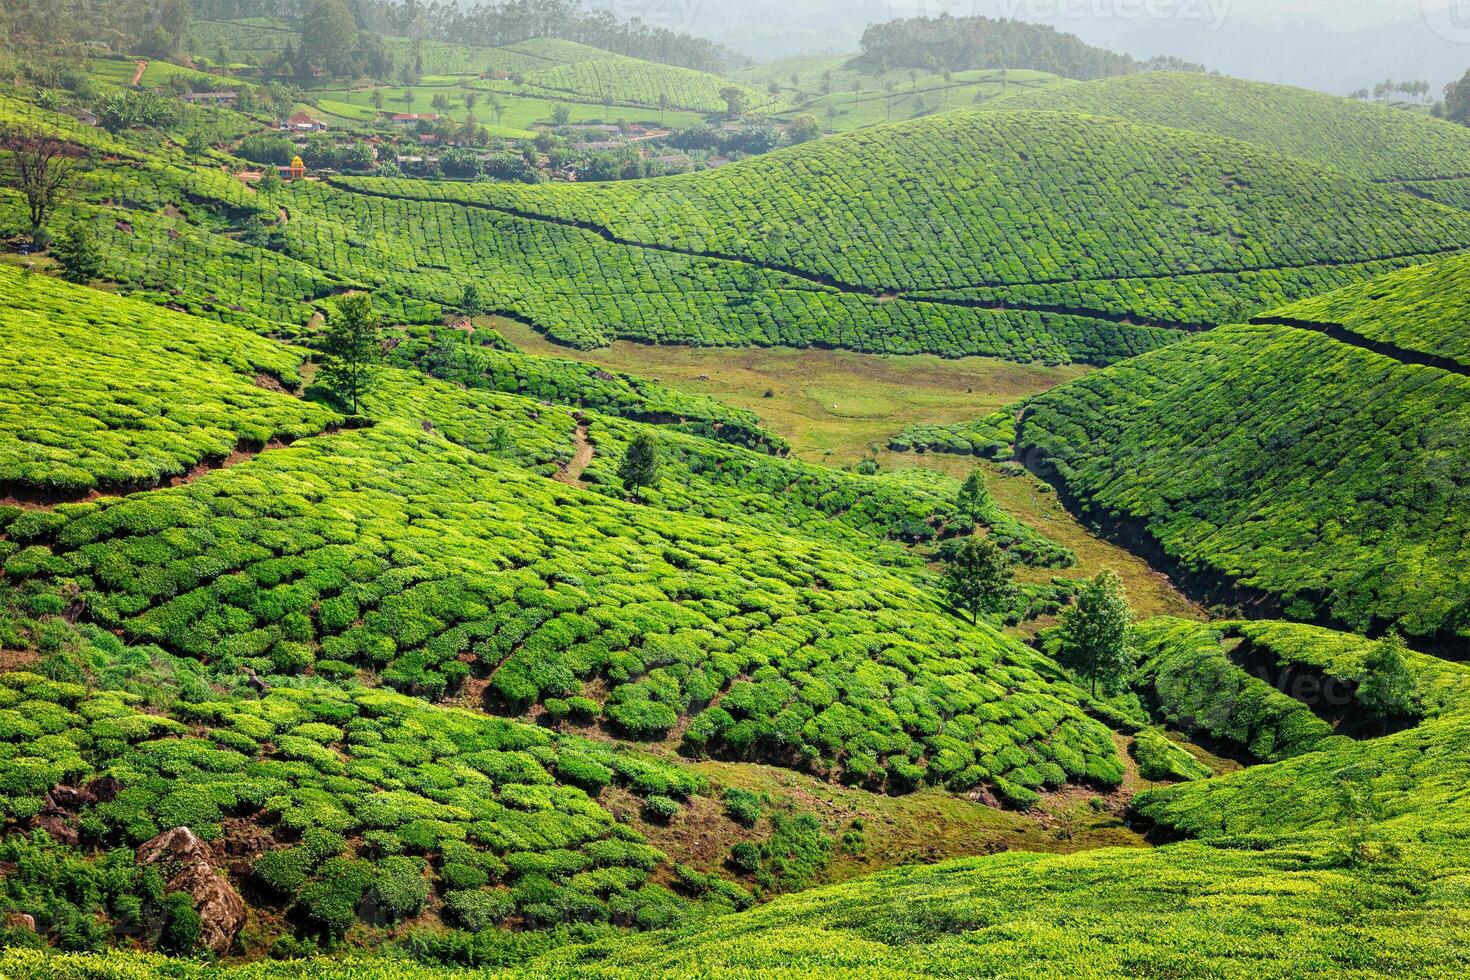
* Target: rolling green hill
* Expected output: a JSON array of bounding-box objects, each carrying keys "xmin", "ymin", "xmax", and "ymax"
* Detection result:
[
  {"xmin": 990, "ymin": 72, "xmax": 1470, "ymax": 184},
  {"xmin": 328, "ymin": 109, "xmax": 1470, "ymax": 361},
  {"xmin": 1014, "ymin": 253, "xmax": 1470, "ymax": 642},
  {"xmin": 0, "ymin": 266, "xmax": 334, "ymax": 496}
]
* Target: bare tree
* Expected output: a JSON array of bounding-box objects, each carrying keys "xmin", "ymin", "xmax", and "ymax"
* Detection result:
[{"xmin": 2, "ymin": 127, "xmax": 84, "ymax": 237}]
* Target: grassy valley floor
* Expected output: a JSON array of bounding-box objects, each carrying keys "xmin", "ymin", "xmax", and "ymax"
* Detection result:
[
  {"xmin": 492, "ymin": 317, "xmax": 1200, "ymax": 623},
  {"xmin": 490, "ymin": 317, "xmax": 1089, "ymax": 463}
]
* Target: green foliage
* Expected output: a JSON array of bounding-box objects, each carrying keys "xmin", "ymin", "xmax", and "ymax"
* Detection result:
[
  {"xmin": 1131, "ymin": 729, "xmax": 1211, "ymax": 783},
  {"xmin": 316, "ymin": 293, "xmax": 383, "ymax": 416},
  {"xmin": 0, "ymin": 833, "xmax": 163, "ymax": 954},
  {"xmin": 993, "ymin": 71, "xmax": 1470, "ymax": 181},
  {"xmin": 0, "ymin": 265, "xmax": 332, "ymax": 495},
  {"xmin": 721, "ymin": 788, "xmax": 762, "ymax": 828},
  {"xmin": 941, "ymin": 534, "xmax": 1016, "ymax": 625},
  {"xmin": 616, "ymin": 433, "xmax": 660, "ymax": 497},
  {"xmin": 51, "ymin": 223, "xmax": 102, "ymax": 284},
  {"xmin": 340, "ymin": 110, "xmax": 1470, "ymax": 362},
  {"xmin": 754, "ymin": 814, "xmax": 832, "ymax": 893},
  {"xmin": 1055, "ymin": 571, "xmax": 1134, "ymax": 697},
  {"xmin": 639, "ymin": 795, "xmax": 680, "ymax": 823},
  {"xmin": 296, "ymin": 857, "xmax": 372, "ymax": 938},
  {"xmin": 442, "ymin": 889, "xmax": 513, "ymax": 932},
  {"xmin": 1020, "ymin": 255, "xmax": 1470, "ymax": 641},
  {"xmin": 890, "ymin": 411, "xmax": 1016, "ymax": 458},
  {"xmin": 369, "ymin": 857, "xmax": 429, "ymax": 922},
  {"xmin": 159, "ymin": 893, "xmax": 201, "ymax": 956},
  {"xmin": 1357, "ymin": 633, "xmax": 1421, "ymax": 723},
  {"xmin": 403, "ymin": 328, "xmax": 785, "ymax": 454},
  {"xmin": 1130, "ymin": 620, "xmax": 1338, "ymax": 762}
]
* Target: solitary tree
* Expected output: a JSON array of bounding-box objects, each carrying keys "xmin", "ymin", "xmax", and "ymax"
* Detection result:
[
  {"xmin": 943, "ymin": 534, "xmax": 1016, "ymax": 625},
  {"xmin": 1, "ymin": 127, "xmax": 83, "ymax": 240},
  {"xmin": 318, "ymin": 293, "xmax": 383, "ymax": 415},
  {"xmin": 618, "ymin": 433, "xmax": 660, "ymax": 499},
  {"xmin": 788, "ymin": 114, "xmax": 820, "ymax": 144},
  {"xmin": 955, "ymin": 470, "xmax": 989, "ymax": 525},
  {"xmin": 53, "ymin": 223, "xmax": 102, "ymax": 284},
  {"xmin": 1358, "ymin": 631, "xmax": 1420, "ymax": 724},
  {"xmin": 1444, "ymin": 69, "xmax": 1470, "ymax": 126},
  {"xmin": 460, "ymin": 282, "xmax": 484, "ymax": 317},
  {"xmin": 720, "ymin": 85, "xmax": 750, "ymax": 120},
  {"xmin": 1056, "ymin": 570, "xmax": 1134, "ymax": 696}
]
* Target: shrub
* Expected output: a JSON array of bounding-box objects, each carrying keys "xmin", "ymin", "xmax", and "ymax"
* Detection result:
[
  {"xmin": 296, "ymin": 858, "xmax": 373, "ymax": 937},
  {"xmin": 443, "ymin": 888, "xmax": 514, "ymax": 932},
  {"xmin": 727, "ymin": 842, "xmax": 760, "ymax": 875},
  {"xmin": 160, "ymin": 892, "xmax": 202, "ymax": 955},
  {"xmin": 254, "ymin": 848, "xmax": 311, "ymax": 898},
  {"xmin": 722, "ymin": 788, "xmax": 762, "ymax": 827},
  {"xmin": 641, "ymin": 795, "xmax": 680, "ymax": 822},
  {"xmin": 370, "ymin": 857, "xmax": 429, "ymax": 921}
]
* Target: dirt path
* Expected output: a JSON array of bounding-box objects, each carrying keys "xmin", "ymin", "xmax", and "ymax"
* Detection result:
[{"xmin": 555, "ymin": 425, "xmax": 594, "ymax": 485}]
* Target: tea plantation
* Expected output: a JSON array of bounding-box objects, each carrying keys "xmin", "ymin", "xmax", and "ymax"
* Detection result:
[
  {"xmin": 0, "ymin": 267, "xmax": 335, "ymax": 496},
  {"xmin": 991, "ymin": 71, "xmax": 1470, "ymax": 182},
  {"xmin": 1016, "ymin": 257, "xmax": 1470, "ymax": 643},
  {"xmin": 9, "ymin": 614, "xmax": 1470, "ymax": 976},
  {"xmin": 7, "ymin": 26, "xmax": 1470, "ymax": 980},
  {"xmin": 334, "ymin": 110, "xmax": 1470, "ymax": 356}
]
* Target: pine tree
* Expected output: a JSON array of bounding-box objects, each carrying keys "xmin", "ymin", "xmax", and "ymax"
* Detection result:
[
  {"xmin": 317, "ymin": 293, "xmax": 382, "ymax": 415},
  {"xmin": 943, "ymin": 535, "xmax": 1016, "ymax": 625},
  {"xmin": 461, "ymin": 283, "xmax": 484, "ymax": 317},
  {"xmin": 53, "ymin": 223, "xmax": 102, "ymax": 284},
  {"xmin": 618, "ymin": 434, "xmax": 660, "ymax": 500},
  {"xmin": 1056, "ymin": 570, "xmax": 1134, "ymax": 696}
]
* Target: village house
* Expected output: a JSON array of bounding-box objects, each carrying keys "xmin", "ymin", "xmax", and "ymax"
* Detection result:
[
  {"xmin": 284, "ymin": 111, "xmax": 327, "ymax": 133},
  {"xmin": 390, "ymin": 113, "xmax": 440, "ymax": 125}
]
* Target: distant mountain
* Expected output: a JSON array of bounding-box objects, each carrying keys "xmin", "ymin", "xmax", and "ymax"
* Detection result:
[{"xmin": 687, "ymin": 0, "xmax": 1469, "ymax": 95}]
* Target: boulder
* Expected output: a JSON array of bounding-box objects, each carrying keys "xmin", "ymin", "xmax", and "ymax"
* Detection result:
[
  {"xmin": 136, "ymin": 827, "xmax": 245, "ymax": 956},
  {"xmin": 4, "ymin": 912, "xmax": 35, "ymax": 932}
]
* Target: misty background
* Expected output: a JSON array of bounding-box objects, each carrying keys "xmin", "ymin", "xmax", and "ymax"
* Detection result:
[{"xmin": 603, "ymin": 0, "xmax": 1470, "ymax": 94}]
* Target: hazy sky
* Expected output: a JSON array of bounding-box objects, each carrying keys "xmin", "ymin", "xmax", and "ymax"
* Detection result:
[{"xmin": 651, "ymin": 0, "xmax": 1470, "ymax": 93}]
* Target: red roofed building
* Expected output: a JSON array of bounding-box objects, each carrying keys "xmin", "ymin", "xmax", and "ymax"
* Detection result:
[{"xmin": 286, "ymin": 111, "xmax": 327, "ymax": 132}]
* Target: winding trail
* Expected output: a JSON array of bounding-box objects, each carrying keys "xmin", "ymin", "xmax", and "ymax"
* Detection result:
[{"xmin": 555, "ymin": 425, "xmax": 595, "ymax": 485}]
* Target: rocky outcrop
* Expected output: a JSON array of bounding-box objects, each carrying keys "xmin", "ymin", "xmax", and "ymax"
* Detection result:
[
  {"xmin": 4, "ymin": 912, "xmax": 35, "ymax": 932},
  {"xmin": 136, "ymin": 827, "xmax": 246, "ymax": 956}
]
